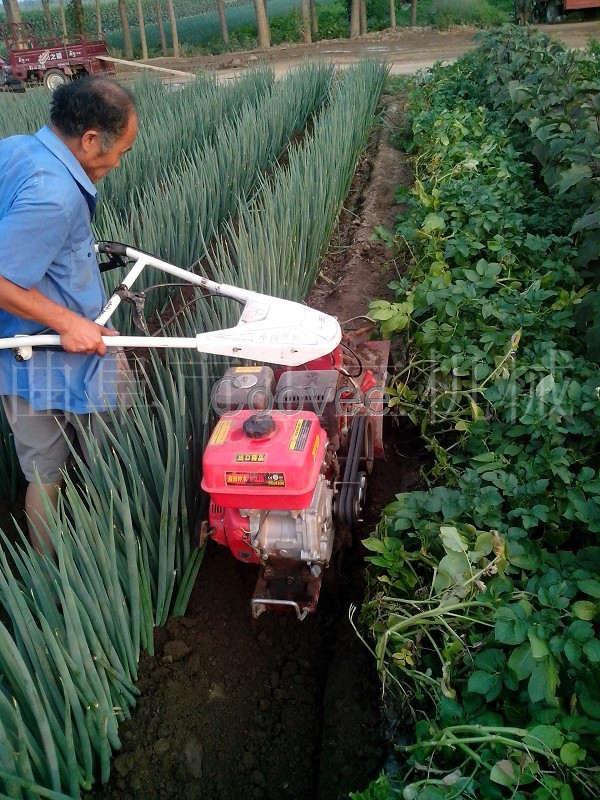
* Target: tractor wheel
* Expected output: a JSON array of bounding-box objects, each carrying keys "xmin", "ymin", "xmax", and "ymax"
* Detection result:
[{"xmin": 43, "ymin": 69, "xmax": 68, "ymax": 92}]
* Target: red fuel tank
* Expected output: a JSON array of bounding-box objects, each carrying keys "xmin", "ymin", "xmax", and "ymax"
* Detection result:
[{"xmin": 201, "ymin": 410, "xmax": 327, "ymax": 510}]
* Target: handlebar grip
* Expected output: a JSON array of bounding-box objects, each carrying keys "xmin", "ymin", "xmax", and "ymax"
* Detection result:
[{"xmin": 96, "ymin": 241, "xmax": 129, "ymax": 256}]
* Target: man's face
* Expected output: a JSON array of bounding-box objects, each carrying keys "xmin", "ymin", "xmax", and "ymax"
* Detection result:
[{"xmin": 78, "ymin": 111, "xmax": 138, "ymax": 183}]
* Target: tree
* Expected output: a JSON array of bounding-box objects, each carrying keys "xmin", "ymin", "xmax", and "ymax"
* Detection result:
[
  {"xmin": 301, "ymin": 0, "xmax": 311, "ymax": 43},
  {"xmin": 155, "ymin": 0, "xmax": 168, "ymax": 54},
  {"xmin": 136, "ymin": 0, "xmax": 148, "ymax": 58},
  {"xmin": 95, "ymin": 0, "xmax": 102, "ymax": 37},
  {"xmin": 350, "ymin": 0, "xmax": 360, "ymax": 37},
  {"xmin": 389, "ymin": 0, "xmax": 396, "ymax": 29},
  {"xmin": 359, "ymin": 0, "xmax": 367, "ymax": 33},
  {"xmin": 253, "ymin": 0, "xmax": 270, "ymax": 49},
  {"xmin": 217, "ymin": 0, "xmax": 229, "ymax": 46},
  {"xmin": 411, "ymin": 0, "xmax": 417, "ymax": 25},
  {"xmin": 41, "ymin": 0, "xmax": 55, "ymax": 36},
  {"xmin": 166, "ymin": 0, "xmax": 180, "ymax": 57},
  {"xmin": 310, "ymin": 0, "xmax": 318, "ymax": 37},
  {"xmin": 70, "ymin": 0, "xmax": 85, "ymax": 35},
  {"xmin": 118, "ymin": 0, "xmax": 134, "ymax": 58},
  {"xmin": 58, "ymin": 0, "xmax": 68, "ymax": 38},
  {"xmin": 2, "ymin": 0, "xmax": 21, "ymax": 25}
]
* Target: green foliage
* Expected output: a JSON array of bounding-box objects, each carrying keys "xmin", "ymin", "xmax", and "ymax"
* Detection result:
[{"xmin": 360, "ymin": 26, "xmax": 600, "ymax": 800}]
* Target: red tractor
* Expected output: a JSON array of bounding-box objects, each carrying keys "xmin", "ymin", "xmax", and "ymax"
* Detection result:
[
  {"xmin": 0, "ymin": 22, "xmax": 115, "ymax": 92},
  {"xmin": 516, "ymin": 0, "xmax": 600, "ymax": 22}
]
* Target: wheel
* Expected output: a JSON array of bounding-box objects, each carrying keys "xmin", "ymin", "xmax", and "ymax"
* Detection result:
[{"xmin": 43, "ymin": 69, "xmax": 68, "ymax": 92}]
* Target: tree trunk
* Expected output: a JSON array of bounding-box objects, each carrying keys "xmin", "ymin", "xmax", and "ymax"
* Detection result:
[
  {"xmin": 301, "ymin": 0, "xmax": 311, "ymax": 43},
  {"xmin": 411, "ymin": 0, "xmax": 417, "ymax": 25},
  {"xmin": 118, "ymin": 0, "xmax": 134, "ymax": 58},
  {"xmin": 95, "ymin": 0, "xmax": 102, "ymax": 37},
  {"xmin": 359, "ymin": 0, "xmax": 367, "ymax": 34},
  {"xmin": 253, "ymin": 0, "xmax": 270, "ymax": 49},
  {"xmin": 2, "ymin": 0, "xmax": 22, "ymax": 25},
  {"xmin": 155, "ymin": 0, "xmax": 168, "ymax": 54},
  {"xmin": 350, "ymin": 0, "xmax": 360, "ymax": 37},
  {"xmin": 166, "ymin": 0, "xmax": 180, "ymax": 57},
  {"xmin": 136, "ymin": 0, "xmax": 148, "ymax": 58},
  {"xmin": 58, "ymin": 0, "xmax": 68, "ymax": 38},
  {"xmin": 41, "ymin": 0, "xmax": 55, "ymax": 36},
  {"xmin": 310, "ymin": 0, "xmax": 318, "ymax": 36},
  {"xmin": 217, "ymin": 0, "xmax": 229, "ymax": 45},
  {"xmin": 389, "ymin": 0, "xmax": 396, "ymax": 29},
  {"xmin": 71, "ymin": 0, "xmax": 85, "ymax": 36}
]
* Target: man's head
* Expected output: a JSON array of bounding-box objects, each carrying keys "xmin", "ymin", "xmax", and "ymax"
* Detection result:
[{"xmin": 50, "ymin": 76, "xmax": 138, "ymax": 183}]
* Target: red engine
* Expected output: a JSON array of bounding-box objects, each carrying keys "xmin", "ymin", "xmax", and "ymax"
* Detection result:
[{"xmin": 201, "ymin": 340, "xmax": 389, "ymax": 619}]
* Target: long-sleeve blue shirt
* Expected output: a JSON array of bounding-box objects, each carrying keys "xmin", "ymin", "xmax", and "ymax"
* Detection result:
[{"xmin": 0, "ymin": 125, "xmax": 121, "ymax": 413}]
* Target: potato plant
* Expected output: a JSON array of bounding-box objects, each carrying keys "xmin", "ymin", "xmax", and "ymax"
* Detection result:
[{"xmin": 361, "ymin": 27, "xmax": 600, "ymax": 800}]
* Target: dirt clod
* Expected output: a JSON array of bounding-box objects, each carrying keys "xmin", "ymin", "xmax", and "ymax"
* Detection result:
[{"xmin": 163, "ymin": 639, "xmax": 192, "ymax": 662}]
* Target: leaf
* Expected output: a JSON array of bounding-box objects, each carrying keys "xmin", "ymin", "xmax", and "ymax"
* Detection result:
[
  {"xmin": 490, "ymin": 759, "xmax": 517, "ymax": 787},
  {"xmin": 577, "ymin": 578, "xmax": 600, "ymax": 598},
  {"xmin": 528, "ymin": 656, "xmax": 559, "ymax": 704},
  {"xmin": 528, "ymin": 630, "xmax": 549, "ymax": 659},
  {"xmin": 508, "ymin": 642, "xmax": 535, "ymax": 681},
  {"xmin": 362, "ymin": 537, "xmax": 386, "ymax": 554},
  {"xmin": 570, "ymin": 210, "xmax": 600, "ymax": 235},
  {"xmin": 572, "ymin": 601, "xmax": 597, "ymax": 621},
  {"xmin": 525, "ymin": 724, "xmax": 564, "ymax": 750},
  {"xmin": 422, "ymin": 213, "xmax": 446, "ymax": 234},
  {"xmin": 465, "ymin": 667, "xmax": 501, "ymax": 700},
  {"xmin": 495, "ymin": 605, "xmax": 529, "ymax": 645},
  {"xmin": 440, "ymin": 526, "xmax": 467, "ymax": 553},
  {"xmin": 568, "ymin": 620, "xmax": 594, "ymax": 643},
  {"xmin": 559, "ymin": 742, "xmax": 586, "ymax": 767},
  {"xmin": 535, "ymin": 374, "xmax": 555, "ymax": 398},
  {"xmin": 557, "ymin": 163, "xmax": 592, "ymax": 194},
  {"xmin": 583, "ymin": 639, "xmax": 600, "ymax": 663}
]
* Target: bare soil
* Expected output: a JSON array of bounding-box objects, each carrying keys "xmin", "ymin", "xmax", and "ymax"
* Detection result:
[
  {"xmin": 87, "ymin": 96, "xmax": 423, "ymax": 800},
  {"xmin": 114, "ymin": 20, "xmax": 600, "ymax": 82}
]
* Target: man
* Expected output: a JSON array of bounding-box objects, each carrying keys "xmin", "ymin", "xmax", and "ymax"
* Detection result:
[{"xmin": 0, "ymin": 76, "xmax": 138, "ymax": 548}]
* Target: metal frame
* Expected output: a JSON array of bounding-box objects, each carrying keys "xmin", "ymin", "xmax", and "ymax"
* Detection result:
[{"xmin": 0, "ymin": 244, "xmax": 342, "ymax": 367}]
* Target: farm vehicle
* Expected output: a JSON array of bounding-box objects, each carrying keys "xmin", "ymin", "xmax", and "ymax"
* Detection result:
[
  {"xmin": 0, "ymin": 243, "xmax": 389, "ymax": 621},
  {"xmin": 0, "ymin": 22, "xmax": 115, "ymax": 92},
  {"xmin": 515, "ymin": 0, "xmax": 600, "ymax": 23}
]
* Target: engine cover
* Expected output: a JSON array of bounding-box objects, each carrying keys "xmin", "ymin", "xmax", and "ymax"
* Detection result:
[{"xmin": 201, "ymin": 410, "xmax": 327, "ymax": 510}]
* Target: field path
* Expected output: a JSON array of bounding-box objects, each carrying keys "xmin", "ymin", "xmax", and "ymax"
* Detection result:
[{"xmin": 115, "ymin": 20, "xmax": 600, "ymax": 81}]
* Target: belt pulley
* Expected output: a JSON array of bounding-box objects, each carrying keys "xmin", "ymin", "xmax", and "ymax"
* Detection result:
[{"xmin": 335, "ymin": 414, "xmax": 369, "ymax": 531}]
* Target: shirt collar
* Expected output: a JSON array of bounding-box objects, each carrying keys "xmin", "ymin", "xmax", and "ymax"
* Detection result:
[{"xmin": 34, "ymin": 125, "xmax": 97, "ymax": 210}]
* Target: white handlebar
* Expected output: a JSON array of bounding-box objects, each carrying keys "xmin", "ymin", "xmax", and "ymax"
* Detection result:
[{"xmin": 0, "ymin": 245, "xmax": 342, "ymax": 367}]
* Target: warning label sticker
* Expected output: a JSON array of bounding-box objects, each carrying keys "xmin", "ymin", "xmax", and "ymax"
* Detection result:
[
  {"xmin": 288, "ymin": 419, "xmax": 311, "ymax": 452},
  {"xmin": 235, "ymin": 453, "xmax": 266, "ymax": 463},
  {"xmin": 312, "ymin": 434, "xmax": 320, "ymax": 459},
  {"xmin": 209, "ymin": 419, "xmax": 231, "ymax": 446},
  {"xmin": 226, "ymin": 472, "xmax": 285, "ymax": 487}
]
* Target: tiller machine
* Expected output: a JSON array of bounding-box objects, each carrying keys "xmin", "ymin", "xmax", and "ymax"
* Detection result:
[{"xmin": 0, "ymin": 244, "xmax": 389, "ymax": 621}]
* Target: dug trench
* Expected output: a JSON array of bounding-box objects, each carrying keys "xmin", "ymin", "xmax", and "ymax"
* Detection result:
[{"xmin": 89, "ymin": 91, "xmax": 423, "ymax": 800}]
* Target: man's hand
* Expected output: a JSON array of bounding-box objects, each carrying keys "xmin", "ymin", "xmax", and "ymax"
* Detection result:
[
  {"xmin": 60, "ymin": 317, "xmax": 118, "ymax": 356},
  {"xmin": 0, "ymin": 277, "xmax": 117, "ymax": 356}
]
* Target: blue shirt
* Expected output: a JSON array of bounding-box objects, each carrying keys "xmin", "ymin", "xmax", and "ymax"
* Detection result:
[{"xmin": 0, "ymin": 125, "xmax": 121, "ymax": 413}]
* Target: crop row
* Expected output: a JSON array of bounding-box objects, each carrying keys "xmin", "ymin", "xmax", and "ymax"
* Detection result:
[
  {"xmin": 359, "ymin": 28, "xmax": 600, "ymax": 800},
  {"xmin": 0, "ymin": 62, "xmax": 386, "ymax": 797}
]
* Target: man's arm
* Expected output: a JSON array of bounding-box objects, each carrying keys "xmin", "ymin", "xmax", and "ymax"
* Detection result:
[
  {"xmin": 0, "ymin": 171, "xmax": 117, "ymax": 356},
  {"xmin": 0, "ymin": 277, "xmax": 117, "ymax": 356}
]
